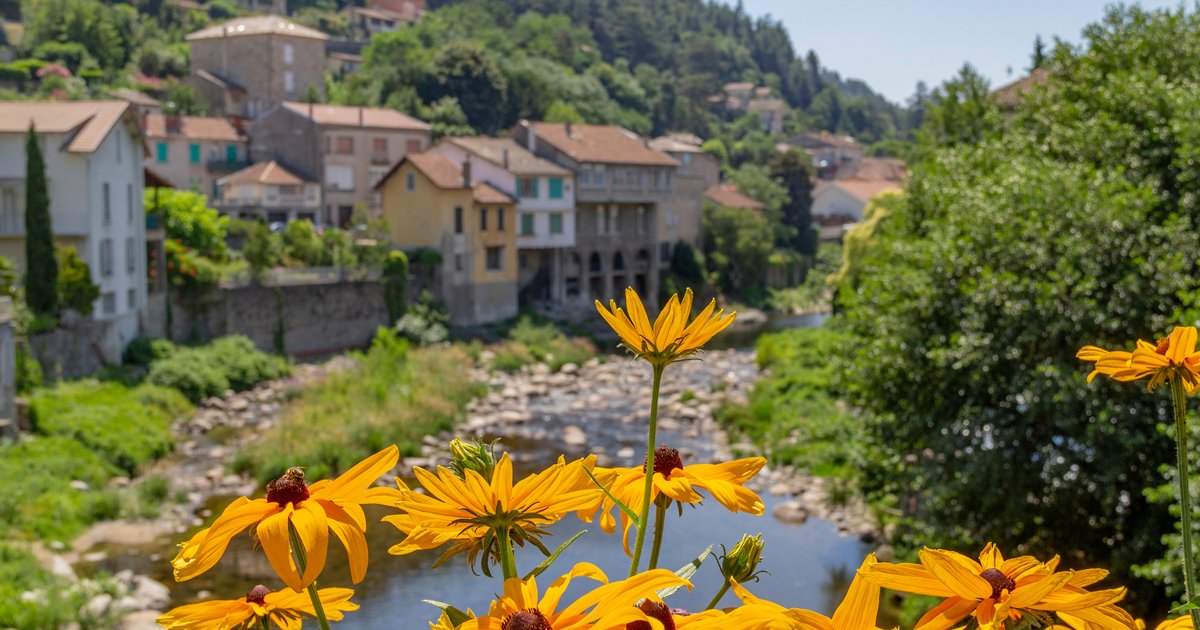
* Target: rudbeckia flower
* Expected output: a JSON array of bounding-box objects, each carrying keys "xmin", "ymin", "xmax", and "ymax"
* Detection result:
[
  {"xmin": 595, "ymin": 287, "xmax": 735, "ymax": 368},
  {"xmin": 172, "ymin": 445, "xmax": 403, "ymax": 592},
  {"xmin": 456, "ymin": 562, "xmax": 689, "ymax": 629},
  {"xmin": 385, "ymin": 453, "xmax": 602, "ymax": 573},
  {"xmin": 1077, "ymin": 326, "xmax": 1200, "ymax": 393},
  {"xmin": 591, "ymin": 445, "xmax": 766, "ymax": 555},
  {"xmin": 865, "ymin": 543, "xmax": 1135, "ymax": 629},
  {"xmin": 157, "ymin": 584, "xmax": 358, "ymax": 630}
]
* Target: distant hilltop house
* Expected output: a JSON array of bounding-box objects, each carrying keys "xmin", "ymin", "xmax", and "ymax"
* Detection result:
[
  {"xmin": 811, "ymin": 157, "xmax": 906, "ymax": 241},
  {"xmin": 0, "ymin": 101, "xmax": 148, "ymax": 359},
  {"xmin": 344, "ymin": 2, "xmax": 422, "ymax": 40},
  {"xmin": 712, "ymin": 82, "xmax": 786, "ymax": 134},
  {"xmin": 249, "ymin": 101, "xmax": 432, "ymax": 226},
  {"xmin": 143, "ymin": 114, "xmax": 248, "ymax": 197},
  {"xmin": 184, "ymin": 15, "xmax": 328, "ymax": 119},
  {"xmin": 992, "ymin": 67, "xmax": 1051, "ymax": 111},
  {"xmin": 786, "ymin": 131, "xmax": 862, "ymax": 180}
]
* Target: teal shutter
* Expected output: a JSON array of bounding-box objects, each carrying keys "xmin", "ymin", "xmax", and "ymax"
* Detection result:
[
  {"xmin": 532, "ymin": 178, "xmax": 539, "ymax": 198},
  {"xmin": 548, "ymin": 178, "xmax": 563, "ymax": 199},
  {"xmin": 189, "ymin": 144, "xmax": 200, "ymax": 164},
  {"xmin": 521, "ymin": 214, "xmax": 534, "ymax": 235},
  {"xmin": 156, "ymin": 142, "xmax": 168, "ymax": 163},
  {"xmin": 226, "ymin": 145, "xmax": 237, "ymax": 162}
]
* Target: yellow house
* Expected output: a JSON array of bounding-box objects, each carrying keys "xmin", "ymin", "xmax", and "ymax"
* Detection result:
[{"xmin": 376, "ymin": 153, "xmax": 518, "ymax": 326}]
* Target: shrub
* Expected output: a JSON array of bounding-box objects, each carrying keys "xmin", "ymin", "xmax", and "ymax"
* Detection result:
[
  {"xmin": 122, "ymin": 336, "xmax": 177, "ymax": 367},
  {"xmin": 283, "ymin": 219, "xmax": 326, "ymax": 267},
  {"xmin": 146, "ymin": 353, "xmax": 229, "ymax": 402},
  {"xmin": 382, "ymin": 250, "xmax": 409, "ymax": 323},
  {"xmin": 146, "ymin": 335, "xmax": 290, "ymax": 402},
  {"xmin": 395, "ymin": 296, "xmax": 449, "ymax": 346},
  {"xmin": 56, "ymin": 245, "xmax": 99, "ymax": 315},
  {"xmin": 14, "ymin": 340, "xmax": 42, "ymax": 393},
  {"xmin": 490, "ymin": 317, "xmax": 596, "ymax": 372}
]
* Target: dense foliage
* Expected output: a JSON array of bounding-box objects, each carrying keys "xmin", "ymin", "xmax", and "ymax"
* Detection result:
[
  {"xmin": 54, "ymin": 245, "xmax": 99, "ymax": 315},
  {"xmin": 839, "ymin": 4, "xmax": 1200, "ymax": 614},
  {"xmin": 145, "ymin": 335, "xmax": 291, "ymax": 402},
  {"xmin": 23, "ymin": 125, "xmax": 56, "ymax": 316},
  {"xmin": 489, "ymin": 316, "xmax": 596, "ymax": 373},
  {"xmin": 147, "ymin": 188, "xmax": 229, "ymax": 294}
]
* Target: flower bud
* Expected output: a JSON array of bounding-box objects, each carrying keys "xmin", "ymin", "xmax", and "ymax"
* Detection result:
[
  {"xmin": 719, "ymin": 533, "xmax": 766, "ymax": 583},
  {"xmin": 449, "ymin": 436, "xmax": 498, "ymax": 480}
]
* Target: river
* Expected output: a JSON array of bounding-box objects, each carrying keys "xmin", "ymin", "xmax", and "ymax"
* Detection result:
[{"xmin": 84, "ymin": 310, "xmax": 876, "ymax": 626}]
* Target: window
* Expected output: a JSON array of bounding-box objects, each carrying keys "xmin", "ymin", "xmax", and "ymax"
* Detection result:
[
  {"xmin": 102, "ymin": 292, "xmax": 116, "ymax": 315},
  {"xmin": 405, "ymin": 172, "xmax": 415, "ymax": 191},
  {"xmin": 637, "ymin": 206, "xmax": 646, "ymax": 235},
  {"xmin": 609, "ymin": 206, "xmax": 619, "ymax": 235},
  {"xmin": 405, "ymin": 139, "xmax": 422, "ymax": 154},
  {"xmin": 455, "ymin": 254, "xmax": 463, "ymax": 271},
  {"xmin": 226, "ymin": 145, "xmax": 238, "ymax": 162},
  {"xmin": 368, "ymin": 166, "xmax": 389, "ymax": 188},
  {"xmin": 520, "ymin": 214, "xmax": 534, "ymax": 236},
  {"xmin": 125, "ymin": 237, "xmax": 136, "ymax": 273},
  {"xmin": 519, "ymin": 178, "xmax": 538, "ymax": 199},
  {"xmin": 284, "ymin": 70, "xmax": 295, "ymax": 93},
  {"xmin": 548, "ymin": 178, "xmax": 563, "ymax": 199},
  {"xmin": 593, "ymin": 165, "xmax": 606, "ymax": 186},
  {"xmin": 519, "ymin": 252, "xmax": 528, "ymax": 269},
  {"xmin": 336, "ymin": 137, "xmax": 354, "ymax": 154},
  {"xmin": 156, "ymin": 142, "xmax": 168, "ymax": 163},
  {"xmin": 127, "ymin": 288, "xmax": 137, "ymax": 309},
  {"xmin": 498, "ymin": 207, "xmax": 505, "ymax": 231},
  {"xmin": 189, "ymin": 143, "xmax": 201, "ymax": 164},
  {"xmin": 0, "ymin": 185, "xmax": 21, "ymax": 234},
  {"xmin": 549, "ymin": 213, "xmax": 563, "ymax": 234},
  {"xmin": 454, "ymin": 207, "xmax": 463, "ymax": 234},
  {"xmin": 100, "ymin": 239, "xmax": 113, "ymax": 276},
  {"xmin": 127, "ymin": 184, "xmax": 133, "ymax": 223},
  {"xmin": 485, "ymin": 246, "xmax": 503, "ymax": 271},
  {"xmin": 660, "ymin": 242, "xmax": 671, "ymax": 263},
  {"xmin": 579, "ymin": 166, "xmax": 590, "ymax": 187},
  {"xmin": 283, "ymin": 43, "xmax": 294, "ymax": 64},
  {"xmin": 480, "ymin": 208, "xmax": 488, "ymax": 231},
  {"xmin": 372, "ymin": 138, "xmax": 387, "ymax": 155},
  {"xmin": 682, "ymin": 153, "xmax": 691, "ymax": 165},
  {"xmin": 102, "ymin": 183, "xmax": 111, "ymax": 224},
  {"xmin": 596, "ymin": 207, "xmax": 607, "ymax": 236},
  {"xmin": 326, "ymin": 165, "xmax": 354, "ymax": 190}
]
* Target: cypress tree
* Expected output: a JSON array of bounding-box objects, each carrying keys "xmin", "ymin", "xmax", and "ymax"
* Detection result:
[{"xmin": 24, "ymin": 124, "xmax": 57, "ymax": 316}]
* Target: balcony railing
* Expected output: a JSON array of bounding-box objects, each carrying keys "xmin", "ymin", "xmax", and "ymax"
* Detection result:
[
  {"xmin": 207, "ymin": 159, "xmax": 251, "ymax": 173},
  {"xmin": 370, "ymin": 153, "xmax": 391, "ymax": 165}
]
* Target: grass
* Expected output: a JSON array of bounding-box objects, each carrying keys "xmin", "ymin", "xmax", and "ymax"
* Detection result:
[
  {"xmin": 0, "ymin": 436, "xmax": 120, "ymax": 541},
  {"xmin": 489, "ymin": 316, "xmax": 597, "ymax": 372},
  {"xmin": 714, "ymin": 324, "xmax": 867, "ymax": 480},
  {"xmin": 0, "ymin": 543, "xmax": 121, "ymax": 630},
  {"xmin": 233, "ymin": 328, "xmax": 485, "ymax": 484}
]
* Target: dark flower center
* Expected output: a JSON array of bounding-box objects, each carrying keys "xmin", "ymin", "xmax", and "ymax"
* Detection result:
[
  {"xmin": 979, "ymin": 568, "xmax": 1016, "ymax": 600},
  {"xmin": 266, "ymin": 467, "xmax": 310, "ymax": 506},
  {"xmin": 1157, "ymin": 336, "xmax": 1171, "ymax": 355},
  {"xmin": 245, "ymin": 584, "xmax": 271, "ymax": 605},
  {"xmin": 625, "ymin": 600, "xmax": 676, "ymax": 630},
  {"xmin": 649, "ymin": 444, "xmax": 683, "ymax": 477},
  {"xmin": 501, "ymin": 609, "xmax": 552, "ymax": 630}
]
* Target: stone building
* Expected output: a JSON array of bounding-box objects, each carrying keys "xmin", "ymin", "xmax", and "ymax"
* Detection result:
[
  {"xmin": 185, "ymin": 16, "xmax": 328, "ymax": 119},
  {"xmin": 649, "ymin": 133, "xmax": 720, "ymax": 254},
  {"xmin": 249, "ymin": 101, "xmax": 431, "ymax": 226},
  {"xmin": 376, "ymin": 153, "xmax": 517, "ymax": 326},
  {"xmin": 143, "ymin": 114, "xmax": 248, "ymax": 197},
  {"xmin": 512, "ymin": 122, "xmax": 678, "ymax": 309}
]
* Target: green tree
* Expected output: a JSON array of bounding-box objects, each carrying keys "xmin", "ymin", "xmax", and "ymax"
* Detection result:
[
  {"xmin": 23, "ymin": 124, "xmax": 57, "ymax": 316},
  {"xmin": 146, "ymin": 188, "xmax": 228, "ymax": 260},
  {"xmin": 915, "ymin": 63, "xmax": 998, "ymax": 154},
  {"xmin": 382, "ymin": 250, "xmax": 409, "ymax": 323},
  {"xmin": 0, "ymin": 256, "xmax": 17, "ymax": 299},
  {"xmin": 428, "ymin": 41, "xmax": 508, "ymax": 135},
  {"xmin": 55, "ymin": 245, "xmax": 99, "ymax": 315},
  {"xmin": 418, "ymin": 96, "xmax": 475, "ymax": 139},
  {"xmin": 728, "ymin": 164, "xmax": 787, "ymax": 224},
  {"xmin": 283, "ymin": 219, "xmax": 326, "ymax": 267},
  {"xmin": 544, "ymin": 101, "xmax": 583, "ymax": 124},
  {"xmin": 768, "ymin": 149, "xmax": 816, "ymax": 255},
  {"xmin": 241, "ymin": 220, "xmax": 282, "ymax": 278},
  {"xmin": 702, "ymin": 205, "xmax": 772, "ymax": 297},
  {"xmin": 163, "ymin": 84, "xmax": 208, "ymax": 116}
]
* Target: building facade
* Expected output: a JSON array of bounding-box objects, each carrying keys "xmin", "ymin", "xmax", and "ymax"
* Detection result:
[
  {"xmin": 426, "ymin": 137, "xmax": 576, "ymax": 310},
  {"xmin": 512, "ymin": 122, "xmax": 678, "ymax": 309},
  {"xmin": 186, "ymin": 16, "xmax": 328, "ymax": 119},
  {"xmin": 250, "ymin": 101, "xmax": 431, "ymax": 226},
  {"xmin": 377, "ymin": 154, "xmax": 517, "ymax": 326},
  {"xmin": 215, "ymin": 161, "xmax": 321, "ymax": 223},
  {"xmin": 0, "ymin": 101, "xmax": 147, "ymax": 354},
  {"xmin": 144, "ymin": 114, "xmax": 248, "ymax": 197},
  {"xmin": 649, "ymin": 134, "xmax": 720, "ymax": 256}
]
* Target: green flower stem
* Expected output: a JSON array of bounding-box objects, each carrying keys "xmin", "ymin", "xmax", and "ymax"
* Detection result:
[
  {"xmin": 629, "ymin": 364, "xmax": 665, "ymax": 577},
  {"xmin": 288, "ymin": 521, "xmax": 332, "ymax": 630},
  {"xmin": 705, "ymin": 579, "xmax": 731, "ymax": 611},
  {"xmin": 258, "ymin": 615, "xmax": 271, "ymax": 630},
  {"xmin": 648, "ymin": 499, "xmax": 669, "ymax": 570},
  {"xmin": 496, "ymin": 527, "xmax": 519, "ymax": 580},
  {"xmin": 1170, "ymin": 373, "xmax": 1200, "ymax": 628}
]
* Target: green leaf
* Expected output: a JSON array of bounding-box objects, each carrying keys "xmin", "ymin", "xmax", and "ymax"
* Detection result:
[
  {"xmin": 584, "ymin": 466, "xmax": 640, "ymax": 527},
  {"xmin": 423, "ymin": 600, "xmax": 472, "ymax": 626},
  {"xmin": 522, "ymin": 529, "xmax": 588, "ymax": 581},
  {"xmin": 1171, "ymin": 595, "xmax": 1200, "ymax": 613},
  {"xmin": 658, "ymin": 545, "xmax": 713, "ymax": 599}
]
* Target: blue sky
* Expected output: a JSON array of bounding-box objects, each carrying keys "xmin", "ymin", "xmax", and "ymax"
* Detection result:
[{"xmin": 736, "ymin": 0, "xmax": 1184, "ymax": 104}]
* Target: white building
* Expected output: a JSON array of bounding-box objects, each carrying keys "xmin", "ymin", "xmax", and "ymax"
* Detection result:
[
  {"xmin": 0, "ymin": 101, "xmax": 147, "ymax": 352},
  {"xmin": 427, "ymin": 137, "xmax": 576, "ymax": 308},
  {"xmin": 811, "ymin": 179, "xmax": 902, "ymax": 240}
]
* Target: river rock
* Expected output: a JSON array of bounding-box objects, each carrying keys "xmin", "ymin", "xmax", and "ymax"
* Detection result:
[
  {"xmin": 131, "ymin": 575, "xmax": 171, "ymax": 610},
  {"xmin": 562, "ymin": 425, "xmax": 587, "ymax": 447},
  {"xmin": 120, "ymin": 610, "xmax": 165, "ymax": 630},
  {"xmin": 69, "ymin": 480, "xmax": 90, "ymax": 491},
  {"xmin": 83, "ymin": 593, "xmax": 113, "ymax": 618},
  {"xmin": 772, "ymin": 501, "xmax": 809, "ymax": 525}
]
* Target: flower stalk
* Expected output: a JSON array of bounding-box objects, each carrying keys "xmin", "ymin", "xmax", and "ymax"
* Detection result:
[
  {"xmin": 496, "ymin": 525, "xmax": 519, "ymax": 580},
  {"xmin": 288, "ymin": 521, "xmax": 332, "ymax": 630},
  {"xmin": 1170, "ymin": 373, "xmax": 1200, "ymax": 628},
  {"xmin": 647, "ymin": 498, "xmax": 669, "ymax": 570},
  {"xmin": 629, "ymin": 363, "xmax": 665, "ymax": 577}
]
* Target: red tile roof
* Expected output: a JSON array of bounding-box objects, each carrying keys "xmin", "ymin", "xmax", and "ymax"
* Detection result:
[
  {"xmin": 281, "ymin": 102, "xmax": 429, "ymax": 131},
  {"xmin": 219, "ymin": 160, "xmax": 310, "ymax": 186},
  {"xmin": 852, "ymin": 157, "xmax": 906, "ymax": 182},
  {"xmin": 992, "ymin": 68, "xmax": 1051, "ymax": 107},
  {"xmin": 704, "ymin": 185, "xmax": 764, "ymax": 211},
  {"xmin": 187, "ymin": 15, "xmax": 329, "ymax": 41},
  {"xmin": 0, "ymin": 100, "xmax": 133, "ymax": 153},
  {"xmin": 818, "ymin": 179, "xmax": 902, "ymax": 204},
  {"xmin": 446, "ymin": 137, "xmax": 570, "ymax": 176},
  {"xmin": 473, "ymin": 182, "xmax": 514, "ymax": 204},
  {"xmin": 526, "ymin": 122, "xmax": 678, "ymax": 167},
  {"xmin": 143, "ymin": 114, "xmax": 244, "ymax": 142},
  {"xmin": 408, "ymin": 153, "xmax": 465, "ymax": 189}
]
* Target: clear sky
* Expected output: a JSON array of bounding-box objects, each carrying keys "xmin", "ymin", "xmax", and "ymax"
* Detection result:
[{"xmin": 737, "ymin": 0, "xmax": 1185, "ymax": 104}]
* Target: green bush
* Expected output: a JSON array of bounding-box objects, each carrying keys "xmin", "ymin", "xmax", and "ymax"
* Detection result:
[
  {"xmin": 383, "ymin": 250, "xmax": 409, "ymax": 323},
  {"xmin": 122, "ymin": 336, "xmax": 177, "ymax": 367},
  {"xmin": 27, "ymin": 382, "xmax": 188, "ymax": 473},
  {"xmin": 146, "ymin": 335, "xmax": 290, "ymax": 402},
  {"xmin": 56, "ymin": 245, "xmax": 99, "ymax": 315},
  {"xmin": 395, "ymin": 296, "xmax": 449, "ymax": 346},
  {"xmin": 490, "ymin": 317, "xmax": 597, "ymax": 372},
  {"xmin": 14, "ymin": 340, "xmax": 42, "ymax": 394}
]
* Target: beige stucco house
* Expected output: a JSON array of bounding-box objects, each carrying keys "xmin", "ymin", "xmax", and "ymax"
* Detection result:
[{"xmin": 143, "ymin": 114, "xmax": 248, "ymax": 198}]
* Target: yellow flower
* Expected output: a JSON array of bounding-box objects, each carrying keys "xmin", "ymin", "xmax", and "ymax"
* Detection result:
[
  {"xmin": 172, "ymin": 445, "xmax": 403, "ymax": 592},
  {"xmin": 1077, "ymin": 326, "xmax": 1200, "ymax": 393},
  {"xmin": 385, "ymin": 453, "xmax": 602, "ymax": 572},
  {"xmin": 455, "ymin": 562, "xmax": 689, "ymax": 630},
  {"xmin": 865, "ymin": 543, "xmax": 1135, "ymax": 629},
  {"xmin": 1062, "ymin": 618, "xmax": 1191, "ymax": 630},
  {"xmin": 595, "ymin": 287, "xmax": 735, "ymax": 368},
  {"xmin": 592, "ymin": 444, "xmax": 765, "ymax": 555},
  {"xmin": 695, "ymin": 554, "xmax": 882, "ymax": 630},
  {"xmin": 157, "ymin": 584, "xmax": 357, "ymax": 630}
]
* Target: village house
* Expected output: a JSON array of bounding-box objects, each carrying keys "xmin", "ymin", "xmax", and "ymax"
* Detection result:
[
  {"xmin": 376, "ymin": 153, "xmax": 517, "ymax": 325},
  {"xmin": 811, "ymin": 178, "xmax": 903, "ymax": 241},
  {"xmin": 0, "ymin": 101, "xmax": 147, "ymax": 357},
  {"xmin": 214, "ymin": 160, "xmax": 322, "ymax": 224},
  {"xmin": 992, "ymin": 67, "xmax": 1051, "ymax": 112},
  {"xmin": 426, "ymin": 137, "xmax": 576, "ymax": 310},
  {"xmin": 512, "ymin": 122, "xmax": 678, "ymax": 309},
  {"xmin": 649, "ymin": 133, "xmax": 720, "ymax": 254},
  {"xmin": 185, "ymin": 15, "xmax": 328, "ymax": 119},
  {"xmin": 703, "ymin": 184, "xmax": 765, "ymax": 216},
  {"xmin": 714, "ymin": 83, "xmax": 788, "ymax": 134},
  {"xmin": 143, "ymin": 114, "xmax": 248, "ymax": 198},
  {"xmin": 787, "ymin": 131, "xmax": 863, "ymax": 180},
  {"xmin": 344, "ymin": 5, "xmax": 416, "ymax": 40},
  {"xmin": 250, "ymin": 101, "xmax": 431, "ymax": 226}
]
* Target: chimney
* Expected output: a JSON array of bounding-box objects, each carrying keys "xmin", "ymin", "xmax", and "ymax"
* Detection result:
[
  {"xmin": 462, "ymin": 157, "xmax": 472, "ymax": 187},
  {"xmin": 521, "ymin": 120, "xmax": 537, "ymax": 153},
  {"xmin": 358, "ymin": 106, "xmax": 364, "ymax": 127},
  {"xmin": 502, "ymin": 149, "xmax": 509, "ymax": 169},
  {"xmin": 564, "ymin": 121, "xmax": 572, "ymax": 137},
  {"xmin": 308, "ymin": 101, "xmax": 313, "ymax": 119}
]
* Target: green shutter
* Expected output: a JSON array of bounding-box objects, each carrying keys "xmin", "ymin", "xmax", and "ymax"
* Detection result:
[
  {"xmin": 549, "ymin": 213, "xmax": 563, "ymax": 234},
  {"xmin": 520, "ymin": 214, "xmax": 534, "ymax": 236},
  {"xmin": 514, "ymin": 177, "xmax": 521, "ymax": 199},
  {"xmin": 226, "ymin": 145, "xmax": 237, "ymax": 162},
  {"xmin": 156, "ymin": 142, "xmax": 168, "ymax": 163},
  {"xmin": 189, "ymin": 144, "xmax": 200, "ymax": 164},
  {"xmin": 548, "ymin": 178, "xmax": 563, "ymax": 199},
  {"xmin": 532, "ymin": 178, "xmax": 540, "ymax": 198}
]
